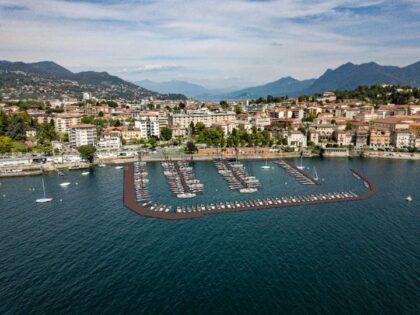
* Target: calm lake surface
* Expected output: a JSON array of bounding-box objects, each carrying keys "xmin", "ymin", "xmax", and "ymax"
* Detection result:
[{"xmin": 0, "ymin": 158, "xmax": 419, "ymax": 314}]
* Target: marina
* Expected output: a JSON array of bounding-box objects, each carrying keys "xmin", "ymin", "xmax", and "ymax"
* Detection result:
[
  {"xmin": 161, "ymin": 160, "xmax": 203, "ymax": 198},
  {"xmin": 214, "ymin": 159, "xmax": 261, "ymax": 193},
  {"xmin": 274, "ymin": 159, "xmax": 320, "ymax": 185},
  {"xmin": 124, "ymin": 163, "xmax": 377, "ymax": 220}
]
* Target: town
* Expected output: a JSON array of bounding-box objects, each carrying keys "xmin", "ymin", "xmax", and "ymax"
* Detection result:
[{"xmin": 0, "ymin": 84, "xmax": 419, "ymax": 175}]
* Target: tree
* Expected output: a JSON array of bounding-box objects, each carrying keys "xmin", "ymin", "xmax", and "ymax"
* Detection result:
[
  {"xmin": 148, "ymin": 136, "xmax": 158, "ymax": 149},
  {"xmin": 185, "ymin": 141, "xmax": 197, "ymax": 154},
  {"xmin": 81, "ymin": 116, "xmax": 95, "ymax": 124},
  {"xmin": 0, "ymin": 136, "xmax": 13, "ymax": 153},
  {"xmin": 219, "ymin": 100, "xmax": 228, "ymax": 109},
  {"xmin": 6, "ymin": 115, "xmax": 26, "ymax": 140},
  {"xmin": 78, "ymin": 145, "xmax": 97, "ymax": 163},
  {"xmin": 189, "ymin": 121, "xmax": 196, "ymax": 135},
  {"xmin": 0, "ymin": 111, "xmax": 10, "ymax": 135},
  {"xmin": 160, "ymin": 127, "xmax": 173, "ymax": 141},
  {"xmin": 234, "ymin": 105, "xmax": 241, "ymax": 115},
  {"xmin": 107, "ymin": 101, "xmax": 118, "ymax": 108},
  {"xmin": 38, "ymin": 121, "xmax": 58, "ymax": 144},
  {"xmin": 195, "ymin": 122, "xmax": 206, "ymax": 134}
]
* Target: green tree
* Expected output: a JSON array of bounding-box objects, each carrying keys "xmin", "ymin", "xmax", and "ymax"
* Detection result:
[
  {"xmin": 195, "ymin": 122, "xmax": 206, "ymax": 134},
  {"xmin": 234, "ymin": 105, "xmax": 241, "ymax": 115},
  {"xmin": 81, "ymin": 116, "xmax": 95, "ymax": 124},
  {"xmin": 160, "ymin": 127, "xmax": 173, "ymax": 141},
  {"xmin": 6, "ymin": 114, "xmax": 26, "ymax": 140},
  {"xmin": 219, "ymin": 100, "xmax": 228, "ymax": 109},
  {"xmin": 0, "ymin": 135, "xmax": 13, "ymax": 153},
  {"xmin": 148, "ymin": 136, "xmax": 158, "ymax": 149},
  {"xmin": 107, "ymin": 101, "xmax": 118, "ymax": 108},
  {"xmin": 78, "ymin": 145, "xmax": 97, "ymax": 163},
  {"xmin": 0, "ymin": 111, "xmax": 10, "ymax": 135},
  {"xmin": 38, "ymin": 121, "xmax": 58, "ymax": 144},
  {"xmin": 185, "ymin": 141, "xmax": 197, "ymax": 154}
]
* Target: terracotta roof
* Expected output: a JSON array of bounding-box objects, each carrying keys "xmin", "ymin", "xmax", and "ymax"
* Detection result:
[{"xmin": 70, "ymin": 124, "xmax": 96, "ymax": 129}]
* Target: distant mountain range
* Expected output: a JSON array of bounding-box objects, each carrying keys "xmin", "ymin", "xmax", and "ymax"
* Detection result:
[
  {"xmin": 135, "ymin": 79, "xmax": 234, "ymax": 99},
  {"xmin": 0, "ymin": 61, "xmax": 186, "ymax": 101},
  {"xmin": 136, "ymin": 61, "xmax": 420, "ymax": 100}
]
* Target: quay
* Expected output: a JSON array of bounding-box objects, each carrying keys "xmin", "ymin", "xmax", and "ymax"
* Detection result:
[
  {"xmin": 124, "ymin": 163, "xmax": 377, "ymax": 220},
  {"xmin": 274, "ymin": 159, "xmax": 320, "ymax": 185}
]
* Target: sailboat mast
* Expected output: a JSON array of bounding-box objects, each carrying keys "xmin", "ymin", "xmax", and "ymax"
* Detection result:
[{"xmin": 42, "ymin": 178, "xmax": 46, "ymax": 197}]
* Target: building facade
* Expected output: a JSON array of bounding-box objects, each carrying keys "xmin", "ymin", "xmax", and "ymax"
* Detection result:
[{"xmin": 69, "ymin": 124, "xmax": 97, "ymax": 148}]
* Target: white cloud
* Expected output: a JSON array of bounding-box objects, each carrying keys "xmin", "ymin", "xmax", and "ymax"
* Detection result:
[{"xmin": 0, "ymin": 0, "xmax": 419, "ymax": 88}]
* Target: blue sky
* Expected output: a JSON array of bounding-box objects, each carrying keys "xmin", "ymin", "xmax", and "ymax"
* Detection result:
[{"xmin": 0, "ymin": 0, "xmax": 419, "ymax": 89}]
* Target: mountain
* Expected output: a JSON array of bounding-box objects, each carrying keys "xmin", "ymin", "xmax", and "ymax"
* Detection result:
[
  {"xmin": 136, "ymin": 80, "xmax": 211, "ymax": 98},
  {"xmin": 303, "ymin": 61, "xmax": 420, "ymax": 95},
  {"xmin": 0, "ymin": 60, "xmax": 186, "ymax": 101},
  {"xmin": 221, "ymin": 77, "xmax": 316, "ymax": 100},
  {"xmin": 219, "ymin": 61, "xmax": 420, "ymax": 100}
]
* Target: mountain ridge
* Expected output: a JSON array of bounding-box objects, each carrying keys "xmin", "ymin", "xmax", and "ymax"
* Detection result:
[
  {"xmin": 221, "ymin": 61, "xmax": 420, "ymax": 100},
  {"xmin": 0, "ymin": 60, "xmax": 186, "ymax": 101}
]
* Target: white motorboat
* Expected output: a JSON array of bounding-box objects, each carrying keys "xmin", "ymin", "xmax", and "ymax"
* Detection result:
[
  {"xmin": 81, "ymin": 171, "xmax": 90, "ymax": 176},
  {"xmin": 406, "ymin": 195, "xmax": 413, "ymax": 202},
  {"xmin": 177, "ymin": 193, "xmax": 196, "ymax": 198},
  {"xmin": 239, "ymin": 188, "xmax": 257, "ymax": 193},
  {"xmin": 36, "ymin": 179, "xmax": 53, "ymax": 203},
  {"xmin": 60, "ymin": 182, "xmax": 71, "ymax": 187},
  {"xmin": 115, "ymin": 166, "xmax": 123, "ymax": 170}
]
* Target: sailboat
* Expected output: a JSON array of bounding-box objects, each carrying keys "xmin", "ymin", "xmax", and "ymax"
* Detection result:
[
  {"xmin": 261, "ymin": 159, "xmax": 270, "ymax": 169},
  {"xmin": 297, "ymin": 155, "xmax": 305, "ymax": 170},
  {"xmin": 36, "ymin": 178, "xmax": 53, "ymax": 203},
  {"xmin": 313, "ymin": 167, "xmax": 319, "ymax": 181}
]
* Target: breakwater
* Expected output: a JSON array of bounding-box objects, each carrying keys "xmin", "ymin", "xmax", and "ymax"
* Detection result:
[{"xmin": 124, "ymin": 162, "xmax": 377, "ymax": 220}]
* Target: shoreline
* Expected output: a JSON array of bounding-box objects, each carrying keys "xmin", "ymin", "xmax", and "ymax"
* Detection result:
[{"xmin": 0, "ymin": 152, "xmax": 419, "ymax": 178}]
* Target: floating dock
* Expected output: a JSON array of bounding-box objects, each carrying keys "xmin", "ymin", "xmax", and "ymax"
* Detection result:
[
  {"xmin": 124, "ymin": 163, "xmax": 377, "ymax": 220},
  {"xmin": 161, "ymin": 160, "xmax": 203, "ymax": 198},
  {"xmin": 214, "ymin": 159, "xmax": 261, "ymax": 192},
  {"xmin": 274, "ymin": 159, "xmax": 320, "ymax": 185}
]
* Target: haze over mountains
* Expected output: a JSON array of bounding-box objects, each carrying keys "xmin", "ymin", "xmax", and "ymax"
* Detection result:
[{"xmin": 137, "ymin": 61, "xmax": 420, "ymax": 100}]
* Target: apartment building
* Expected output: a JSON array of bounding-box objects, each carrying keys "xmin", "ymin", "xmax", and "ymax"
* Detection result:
[
  {"xmin": 54, "ymin": 114, "xmax": 82, "ymax": 133},
  {"xmin": 169, "ymin": 110, "xmax": 236, "ymax": 128},
  {"xmin": 134, "ymin": 112, "xmax": 160, "ymax": 139},
  {"xmin": 69, "ymin": 124, "xmax": 97, "ymax": 148}
]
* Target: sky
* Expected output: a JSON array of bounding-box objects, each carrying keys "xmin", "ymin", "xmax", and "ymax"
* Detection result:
[{"xmin": 0, "ymin": 0, "xmax": 420, "ymax": 89}]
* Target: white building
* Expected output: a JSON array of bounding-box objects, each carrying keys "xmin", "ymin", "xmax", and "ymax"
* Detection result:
[
  {"xmin": 287, "ymin": 131, "xmax": 307, "ymax": 147},
  {"xmin": 169, "ymin": 110, "xmax": 236, "ymax": 129},
  {"xmin": 212, "ymin": 121, "xmax": 239, "ymax": 136},
  {"xmin": 392, "ymin": 130, "xmax": 411, "ymax": 148},
  {"xmin": 69, "ymin": 124, "xmax": 97, "ymax": 148},
  {"xmin": 97, "ymin": 134, "xmax": 121, "ymax": 149},
  {"xmin": 82, "ymin": 92, "xmax": 91, "ymax": 100},
  {"xmin": 134, "ymin": 112, "xmax": 160, "ymax": 139},
  {"xmin": 54, "ymin": 114, "xmax": 82, "ymax": 133}
]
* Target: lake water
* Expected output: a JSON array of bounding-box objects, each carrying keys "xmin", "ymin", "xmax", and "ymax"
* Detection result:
[{"xmin": 0, "ymin": 158, "xmax": 419, "ymax": 314}]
